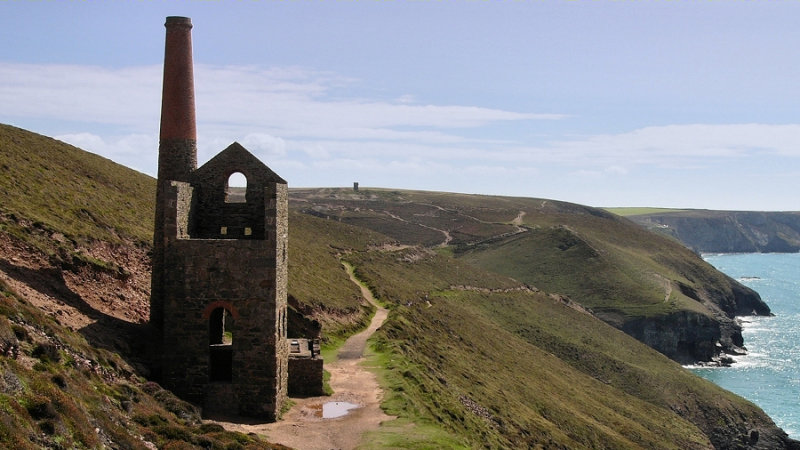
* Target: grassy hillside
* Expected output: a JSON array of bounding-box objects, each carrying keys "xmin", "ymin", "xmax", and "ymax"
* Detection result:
[
  {"xmin": 290, "ymin": 189, "xmax": 770, "ymax": 364},
  {"xmin": 0, "ymin": 124, "xmax": 796, "ymax": 448},
  {"xmin": 0, "ymin": 124, "xmax": 154, "ymax": 248},
  {"xmin": 347, "ymin": 248, "xmax": 785, "ymax": 448},
  {"xmin": 286, "ymin": 211, "xmax": 391, "ymax": 340}
]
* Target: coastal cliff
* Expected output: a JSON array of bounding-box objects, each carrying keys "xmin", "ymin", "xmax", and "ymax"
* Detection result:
[
  {"xmin": 296, "ymin": 189, "xmax": 774, "ymax": 366},
  {"xmin": 620, "ymin": 278, "xmax": 768, "ymax": 366},
  {"xmin": 615, "ymin": 246, "xmax": 772, "ymax": 364},
  {"xmin": 628, "ymin": 211, "xmax": 800, "ymax": 253}
]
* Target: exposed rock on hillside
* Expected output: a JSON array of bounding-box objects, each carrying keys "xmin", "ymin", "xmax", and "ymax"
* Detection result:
[{"xmin": 0, "ymin": 237, "xmax": 286, "ymax": 448}]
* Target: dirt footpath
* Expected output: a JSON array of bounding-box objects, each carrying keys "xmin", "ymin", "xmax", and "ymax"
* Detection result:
[{"xmin": 212, "ymin": 265, "xmax": 393, "ymax": 450}]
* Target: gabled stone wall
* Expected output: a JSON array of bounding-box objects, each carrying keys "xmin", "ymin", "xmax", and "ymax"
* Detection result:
[{"xmin": 157, "ymin": 177, "xmax": 288, "ymax": 420}]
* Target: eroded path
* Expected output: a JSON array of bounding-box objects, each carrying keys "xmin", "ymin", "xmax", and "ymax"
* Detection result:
[
  {"xmin": 385, "ymin": 210, "xmax": 452, "ymax": 247},
  {"xmin": 212, "ymin": 263, "xmax": 393, "ymax": 450}
]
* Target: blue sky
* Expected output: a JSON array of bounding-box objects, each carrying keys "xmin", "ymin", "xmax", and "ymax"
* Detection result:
[{"xmin": 2, "ymin": 1, "xmax": 800, "ymax": 210}]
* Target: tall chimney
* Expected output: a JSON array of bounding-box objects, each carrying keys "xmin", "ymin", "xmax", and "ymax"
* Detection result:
[
  {"xmin": 158, "ymin": 16, "xmax": 197, "ymax": 182},
  {"xmin": 151, "ymin": 16, "xmax": 198, "ymax": 343}
]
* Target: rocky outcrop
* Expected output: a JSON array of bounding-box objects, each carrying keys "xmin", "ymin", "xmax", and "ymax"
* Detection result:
[
  {"xmin": 619, "ymin": 307, "xmax": 755, "ymax": 366},
  {"xmin": 621, "ymin": 310, "xmax": 722, "ymax": 364},
  {"xmin": 630, "ymin": 211, "xmax": 800, "ymax": 253},
  {"xmin": 619, "ymin": 264, "xmax": 770, "ymax": 364},
  {"xmin": 717, "ymin": 274, "xmax": 773, "ymax": 317}
]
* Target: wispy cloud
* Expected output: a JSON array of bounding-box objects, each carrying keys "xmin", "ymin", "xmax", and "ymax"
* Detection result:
[
  {"xmin": 3, "ymin": 61, "xmax": 562, "ymax": 177},
  {"xmin": 0, "ymin": 63, "xmax": 161, "ymax": 127},
  {"xmin": 5, "ymin": 61, "xmax": 800, "ymax": 209},
  {"xmin": 482, "ymin": 124, "xmax": 800, "ymax": 169},
  {"xmin": 53, "ymin": 132, "xmax": 158, "ymax": 175},
  {"xmin": 2, "ymin": 62, "xmax": 556, "ymax": 134}
]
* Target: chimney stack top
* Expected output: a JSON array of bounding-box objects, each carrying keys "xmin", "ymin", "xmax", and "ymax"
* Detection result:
[{"xmin": 165, "ymin": 16, "xmax": 192, "ymax": 28}]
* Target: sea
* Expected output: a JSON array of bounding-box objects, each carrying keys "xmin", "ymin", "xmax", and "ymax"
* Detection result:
[{"xmin": 690, "ymin": 253, "xmax": 800, "ymax": 439}]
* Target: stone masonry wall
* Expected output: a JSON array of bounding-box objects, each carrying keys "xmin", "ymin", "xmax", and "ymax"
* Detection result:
[
  {"xmin": 272, "ymin": 182, "xmax": 289, "ymax": 407},
  {"xmin": 155, "ymin": 153, "xmax": 290, "ymax": 419},
  {"xmin": 151, "ymin": 141, "xmax": 196, "ymax": 346},
  {"xmin": 288, "ymin": 357, "xmax": 324, "ymax": 397},
  {"xmin": 189, "ymin": 143, "xmax": 284, "ymax": 241},
  {"xmin": 161, "ymin": 237, "xmax": 285, "ymax": 419}
]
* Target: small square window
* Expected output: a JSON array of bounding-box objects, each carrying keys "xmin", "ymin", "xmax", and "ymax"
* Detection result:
[
  {"xmin": 220, "ymin": 226, "xmax": 228, "ymax": 235},
  {"xmin": 244, "ymin": 227, "xmax": 252, "ymax": 236}
]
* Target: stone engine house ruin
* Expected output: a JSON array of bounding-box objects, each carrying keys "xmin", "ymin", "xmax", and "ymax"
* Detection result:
[{"xmin": 150, "ymin": 16, "xmax": 309, "ymax": 420}]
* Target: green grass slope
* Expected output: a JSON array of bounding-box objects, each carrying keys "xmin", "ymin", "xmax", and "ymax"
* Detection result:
[
  {"xmin": 286, "ymin": 211, "xmax": 392, "ymax": 340},
  {"xmin": 1, "ymin": 125, "xmax": 796, "ymax": 448},
  {"xmin": 0, "ymin": 124, "xmax": 154, "ymax": 248},
  {"xmin": 346, "ymin": 247, "xmax": 789, "ymax": 449},
  {"xmin": 290, "ymin": 189, "xmax": 770, "ymax": 364}
]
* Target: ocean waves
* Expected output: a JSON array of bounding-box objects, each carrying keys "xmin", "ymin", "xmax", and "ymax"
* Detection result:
[{"xmin": 692, "ymin": 253, "xmax": 800, "ymax": 439}]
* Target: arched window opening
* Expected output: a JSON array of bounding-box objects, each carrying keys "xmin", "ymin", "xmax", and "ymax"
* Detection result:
[
  {"xmin": 209, "ymin": 307, "xmax": 234, "ymax": 382},
  {"xmin": 225, "ymin": 172, "xmax": 247, "ymax": 203}
]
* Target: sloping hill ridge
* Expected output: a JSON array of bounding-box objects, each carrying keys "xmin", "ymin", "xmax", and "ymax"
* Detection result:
[
  {"xmin": 625, "ymin": 210, "xmax": 800, "ymax": 253},
  {"xmin": 292, "ymin": 189, "xmax": 770, "ymax": 365},
  {"xmin": 1, "ymin": 123, "xmax": 798, "ymax": 448}
]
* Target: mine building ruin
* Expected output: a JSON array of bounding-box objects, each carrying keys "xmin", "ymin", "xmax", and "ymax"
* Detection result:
[{"xmin": 149, "ymin": 16, "xmax": 319, "ymax": 421}]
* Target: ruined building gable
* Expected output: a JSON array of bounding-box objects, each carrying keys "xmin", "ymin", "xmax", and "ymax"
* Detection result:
[
  {"xmin": 195, "ymin": 142, "xmax": 287, "ymax": 185},
  {"xmin": 189, "ymin": 142, "xmax": 286, "ymax": 240}
]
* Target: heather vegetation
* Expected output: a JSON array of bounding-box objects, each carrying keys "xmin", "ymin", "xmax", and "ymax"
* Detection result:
[
  {"xmin": 0, "ymin": 124, "xmax": 796, "ymax": 448},
  {"xmin": 292, "ymin": 188, "xmax": 769, "ymax": 362},
  {"xmin": 0, "ymin": 124, "xmax": 153, "ymax": 249}
]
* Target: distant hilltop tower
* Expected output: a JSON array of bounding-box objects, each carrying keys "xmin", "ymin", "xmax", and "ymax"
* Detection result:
[{"xmin": 150, "ymin": 16, "xmax": 289, "ymax": 420}]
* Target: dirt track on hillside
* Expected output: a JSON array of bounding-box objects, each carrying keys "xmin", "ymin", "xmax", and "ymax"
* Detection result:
[{"xmin": 212, "ymin": 264, "xmax": 393, "ymax": 450}]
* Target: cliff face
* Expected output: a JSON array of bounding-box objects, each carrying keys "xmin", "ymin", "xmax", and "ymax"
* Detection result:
[
  {"xmin": 619, "ymin": 279, "xmax": 768, "ymax": 364},
  {"xmin": 629, "ymin": 211, "xmax": 800, "ymax": 253},
  {"xmin": 621, "ymin": 310, "xmax": 723, "ymax": 363}
]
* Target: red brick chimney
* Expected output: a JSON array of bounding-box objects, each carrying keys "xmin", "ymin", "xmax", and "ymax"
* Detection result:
[
  {"xmin": 158, "ymin": 16, "xmax": 197, "ymax": 181},
  {"xmin": 152, "ymin": 16, "xmax": 198, "ymax": 339}
]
